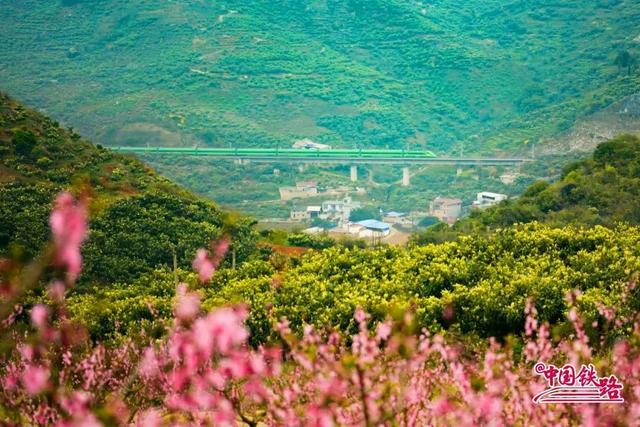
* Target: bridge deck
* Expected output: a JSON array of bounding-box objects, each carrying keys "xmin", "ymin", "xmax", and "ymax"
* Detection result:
[{"xmin": 110, "ymin": 146, "xmax": 532, "ymax": 166}]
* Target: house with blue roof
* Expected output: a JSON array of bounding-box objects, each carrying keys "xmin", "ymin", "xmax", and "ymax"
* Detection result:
[{"xmin": 355, "ymin": 219, "xmax": 391, "ymax": 237}]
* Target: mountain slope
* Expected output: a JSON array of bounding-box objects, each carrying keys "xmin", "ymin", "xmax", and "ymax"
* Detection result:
[
  {"xmin": 0, "ymin": 93, "xmax": 257, "ymax": 286},
  {"xmin": 418, "ymin": 134, "xmax": 640, "ymax": 235},
  {"xmin": 1, "ymin": 0, "xmax": 639, "ymax": 154}
]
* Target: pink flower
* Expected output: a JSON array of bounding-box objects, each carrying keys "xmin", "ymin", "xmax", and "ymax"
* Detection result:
[
  {"xmin": 48, "ymin": 280, "xmax": 66, "ymax": 301},
  {"xmin": 192, "ymin": 238, "xmax": 229, "ymax": 283},
  {"xmin": 49, "ymin": 192, "xmax": 87, "ymax": 281},
  {"xmin": 137, "ymin": 409, "xmax": 161, "ymax": 427},
  {"xmin": 22, "ymin": 365, "xmax": 49, "ymax": 395},
  {"xmin": 30, "ymin": 304, "xmax": 48, "ymax": 329},
  {"xmin": 138, "ymin": 348, "xmax": 159, "ymax": 378},
  {"xmin": 375, "ymin": 321, "xmax": 392, "ymax": 342},
  {"xmin": 213, "ymin": 237, "xmax": 230, "ymax": 263},
  {"xmin": 195, "ymin": 308, "xmax": 248, "ymax": 354},
  {"xmin": 192, "ymin": 249, "xmax": 215, "ymax": 283},
  {"xmin": 175, "ymin": 283, "xmax": 200, "ymax": 321},
  {"xmin": 354, "ymin": 308, "xmax": 368, "ymax": 324}
]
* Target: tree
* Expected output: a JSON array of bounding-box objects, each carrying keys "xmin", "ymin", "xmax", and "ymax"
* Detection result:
[
  {"xmin": 350, "ymin": 207, "xmax": 382, "ymax": 222},
  {"xmin": 614, "ymin": 50, "xmax": 636, "ymax": 75},
  {"xmin": 418, "ymin": 216, "xmax": 440, "ymax": 227},
  {"xmin": 12, "ymin": 130, "xmax": 38, "ymax": 157},
  {"xmin": 220, "ymin": 211, "xmax": 259, "ymax": 269}
]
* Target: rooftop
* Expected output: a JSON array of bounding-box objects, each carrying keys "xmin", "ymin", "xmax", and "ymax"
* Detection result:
[
  {"xmin": 433, "ymin": 197, "xmax": 462, "ymax": 206},
  {"xmin": 478, "ymin": 191, "xmax": 507, "ymax": 198},
  {"xmin": 357, "ymin": 219, "xmax": 391, "ymax": 231}
]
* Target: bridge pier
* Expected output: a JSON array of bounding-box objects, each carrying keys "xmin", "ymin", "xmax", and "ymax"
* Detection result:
[
  {"xmin": 402, "ymin": 167, "xmax": 410, "ymax": 187},
  {"xmin": 350, "ymin": 165, "xmax": 358, "ymax": 182}
]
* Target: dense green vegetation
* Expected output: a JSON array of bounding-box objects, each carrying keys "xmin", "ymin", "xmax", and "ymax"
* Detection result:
[
  {"xmin": 66, "ymin": 223, "xmax": 640, "ymax": 345},
  {"xmin": 61, "ymin": 134, "xmax": 640, "ymax": 344},
  {"xmin": 1, "ymin": 1, "xmax": 639, "ymax": 216},
  {"xmin": 2, "ymin": 94, "xmax": 640, "ymax": 357},
  {"xmin": 0, "ymin": 93, "xmax": 258, "ymax": 287},
  {"xmin": 2, "ymin": 1, "xmax": 639, "ymax": 152}
]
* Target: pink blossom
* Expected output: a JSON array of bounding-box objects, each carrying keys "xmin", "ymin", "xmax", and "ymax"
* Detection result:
[
  {"xmin": 137, "ymin": 409, "xmax": 161, "ymax": 427},
  {"xmin": 375, "ymin": 321, "xmax": 392, "ymax": 342},
  {"xmin": 48, "ymin": 280, "xmax": 66, "ymax": 301},
  {"xmin": 138, "ymin": 348, "xmax": 159, "ymax": 378},
  {"xmin": 199, "ymin": 307, "xmax": 248, "ymax": 353},
  {"xmin": 354, "ymin": 308, "xmax": 368, "ymax": 324},
  {"xmin": 213, "ymin": 236, "xmax": 230, "ymax": 262},
  {"xmin": 49, "ymin": 192, "xmax": 87, "ymax": 281},
  {"xmin": 192, "ymin": 248, "xmax": 215, "ymax": 282},
  {"xmin": 30, "ymin": 304, "xmax": 48, "ymax": 329},
  {"xmin": 22, "ymin": 364, "xmax": 49, "ymax": 395},
  {"xmin": 174, "ymin": 283, "xmax": 200, "ymax": 321}
]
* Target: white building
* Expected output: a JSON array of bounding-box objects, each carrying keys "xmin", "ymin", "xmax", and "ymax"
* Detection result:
[
  {"xmin": 472, "ymin": 192, "xmax": 508, "ymax": 209},
  {"xmin": 356, "ymin": 220, "xmax": 391, "ymax": 242},
  {"xmin": 320, "ymin": 196, "xmax": 361, "ymax": 224}
]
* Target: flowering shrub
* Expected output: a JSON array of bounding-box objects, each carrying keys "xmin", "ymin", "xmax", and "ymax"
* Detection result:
[{"xmin": 1, "ymin": 191, "xmax": 640, "ymax": 426}]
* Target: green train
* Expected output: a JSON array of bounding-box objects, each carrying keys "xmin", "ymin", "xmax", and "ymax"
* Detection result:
[{"xmin": 112, "ymin": 146, "xmax": 437, "ymax": 158}]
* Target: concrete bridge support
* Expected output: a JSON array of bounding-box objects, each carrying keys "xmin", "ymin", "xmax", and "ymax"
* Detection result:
[
  {"xmin": 402, "ymin": 167, "xmax": 410, "ymax": 187},
  {"xmin": 350, "ymin": 165, "xmax": 358, "ymax": 182}
]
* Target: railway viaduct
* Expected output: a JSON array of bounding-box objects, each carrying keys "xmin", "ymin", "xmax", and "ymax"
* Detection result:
[{"xmin": 110, "ymin": 146, "xmax": 532, "ymax": 187}]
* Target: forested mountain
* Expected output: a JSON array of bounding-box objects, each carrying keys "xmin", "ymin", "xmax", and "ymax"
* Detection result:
[
  {"xmin": 1, "ymin": 0, "xmax": 639, "ymax": 153},
  {"xmin": 0, "ymin": 93, "xmax": 258, "ymax": 287},
  {"xmin": 2, "ymin": 1, "xmax": 639, "ymax": 217}
]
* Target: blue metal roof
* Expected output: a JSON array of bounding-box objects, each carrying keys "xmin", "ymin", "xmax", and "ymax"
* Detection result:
[
  {"xmin": 385, "ymin": 211, "xmax": 406, "ymax": 217},
  {"xmin": 357, "ymin": 219, "xmax": 391, "ymax": 231}
]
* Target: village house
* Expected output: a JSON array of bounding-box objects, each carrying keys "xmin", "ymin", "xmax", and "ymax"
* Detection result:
[
  {"xmin": 429, "ymin": 197, "xmax": 463, "ymax": 224},
  {"xmin": 290, "ymin": 207, "xmax": 310, "ymax": 221},
  {"xmin": 472, "ymin": 191, "xmax": 508, "ymax": 209},
  {"xmin": 290, "ymin": 205, "xmax": 321, "ymax": 222},
  {"xmin": 319, "ymin": 196, "xmax": 361, "ymax": 224}
]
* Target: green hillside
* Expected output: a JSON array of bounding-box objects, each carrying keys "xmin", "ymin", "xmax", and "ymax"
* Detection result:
[
  {"xmin": 0, "ymin": 93, "xmax": 257, "ymax": 287},
  {"xmin": 410, "ymin": 134, "xmax": 640, "ymax": 244},
  {"xmin": 1, "ymin": 95, "xmax": 639, "ymax": 355},
  {"xmin": 1, "ymin": 0, "xmax": 639, "ymax": 153},
  {"xmin": 2, "ymin": 1, "xmax": 639, "ymax": 217},
  {"xmin": 469, "ymin": 134, "xmax": 640, "ymax": 227}
]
